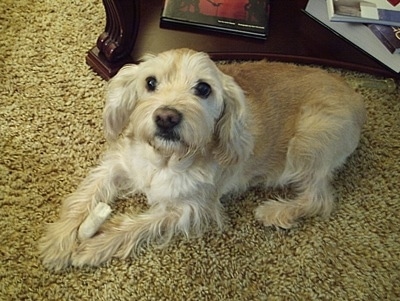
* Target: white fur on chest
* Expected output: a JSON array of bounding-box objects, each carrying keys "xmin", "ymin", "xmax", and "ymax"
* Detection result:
[{"xmin": 122, "ymin": 141, "xmax": 220, "ymax": 205}]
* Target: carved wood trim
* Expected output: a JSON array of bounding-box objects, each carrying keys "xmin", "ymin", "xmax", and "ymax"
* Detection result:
[{"xmin": 86, "ymin": 0, "xmax": 140, "ymax": 79}]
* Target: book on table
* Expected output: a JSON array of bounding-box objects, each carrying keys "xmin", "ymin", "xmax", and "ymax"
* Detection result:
[
  {"xmin": 305, "ymin": 0, "xmax": 400, "ymax": 73},
  {"xmin": 160, "ymin": 0, "xmax": 270, "ymax": 40},
  {"xmin": 368, "ymin": 24, "xmax": 400, "ymax": 53},
  {"xmin": 327, "ymin": 0, "xmax": 400, "ymax": 26}
]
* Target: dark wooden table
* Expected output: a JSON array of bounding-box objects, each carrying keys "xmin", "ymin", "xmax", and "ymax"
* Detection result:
[{"xmin": 87, "ymin": 0, "xmax": 400, "ymax": 80}]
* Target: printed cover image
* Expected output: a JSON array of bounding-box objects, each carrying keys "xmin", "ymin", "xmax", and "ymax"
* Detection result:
[{"xmin": 163, "ymin": 0, "xmax": 268, "ymax": 25}]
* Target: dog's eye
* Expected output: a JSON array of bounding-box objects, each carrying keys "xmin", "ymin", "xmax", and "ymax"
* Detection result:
[
  {"xmin": 194, "ymin": 82, "xmax": 212, "ymax": 99},
  {"xmin": 146, "ymin": 76, "xmax": 157, "ymax": 92}
]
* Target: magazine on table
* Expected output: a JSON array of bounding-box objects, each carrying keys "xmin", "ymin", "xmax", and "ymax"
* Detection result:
[
  {"xmin": 368, "ymin": 24, "xmax": 400, "ymax": 53},
  {"xmin": 326, "ymin": 0, "xmax": 400, "ymax": 26},
  {"xmin": 305, "ymin": 0, "xmax": 400, "ymax": 73},
  {"xmin": 160, "ymin": 0, "xmax": 270, "ymax": 39}
]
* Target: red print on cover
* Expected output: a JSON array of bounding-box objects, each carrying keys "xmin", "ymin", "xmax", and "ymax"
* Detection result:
[{"xmin": 387, "ymin": 0, "xmax": 400, "ymax": 6}]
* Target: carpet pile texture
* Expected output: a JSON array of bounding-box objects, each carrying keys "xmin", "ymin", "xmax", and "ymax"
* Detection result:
[{"xmin": 1, "ymin": 0, "xmax": 399, "ymax": 300}]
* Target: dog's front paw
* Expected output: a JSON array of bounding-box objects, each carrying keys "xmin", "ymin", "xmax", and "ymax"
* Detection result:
[
  {"xmin": 71, "ymin": 232, "xmax": 122, "ymax": 268},
  {"xmin": 255, "ymin": 201, "xmax": 298, "ymax": 230},
  {"xmin": 39, "ymin": 221, "xmax": 79, "ymax": 271}
]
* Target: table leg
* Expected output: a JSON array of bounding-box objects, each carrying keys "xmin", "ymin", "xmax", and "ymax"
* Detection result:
[{"xmin": 86, "ymin": 0, "xmax": 140, "ymax": 80}]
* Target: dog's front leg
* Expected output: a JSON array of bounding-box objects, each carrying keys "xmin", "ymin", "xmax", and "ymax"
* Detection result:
[
  {"xmin": 71, "ymin": 200, "xmax": 223, "ymax": 267},
  {"xmin": 39, "ymin": 154, "xmax": 127, "ymax": 271}
]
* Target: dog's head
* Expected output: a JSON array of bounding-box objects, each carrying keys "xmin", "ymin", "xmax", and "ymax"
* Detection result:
[{"xmin": 104, "ymin": 48, "xmax": 253, "ymax": 165}]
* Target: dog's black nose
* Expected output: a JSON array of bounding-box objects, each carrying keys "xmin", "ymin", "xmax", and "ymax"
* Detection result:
[{"xmin": 153, "ymin": 107, "xmax": 182, "ymax": 130}]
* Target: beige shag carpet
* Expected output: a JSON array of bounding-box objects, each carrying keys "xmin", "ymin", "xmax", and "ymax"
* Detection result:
[{"xmin": 1, "ymin": 0, "xmax": 399, "ymax": 300}]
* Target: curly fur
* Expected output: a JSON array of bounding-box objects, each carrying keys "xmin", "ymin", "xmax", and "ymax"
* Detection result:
[{"xmin": 39, "ymin": 48, "xmax": 366, "ymax": 270}]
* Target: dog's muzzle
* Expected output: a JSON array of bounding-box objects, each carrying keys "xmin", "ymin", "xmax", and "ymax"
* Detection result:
[{"xmin": 153, "ymin": 107, "xmax": 182, "ymax": 141}]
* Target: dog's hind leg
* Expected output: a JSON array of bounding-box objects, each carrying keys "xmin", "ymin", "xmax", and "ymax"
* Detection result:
[
  {"xmin": 39, "ymin": 152, "xmax": 127, "ymax": 270},
  {"xmin": 71, "ymin": 200, "xmax": 223, "ymax": 267},
  {"xmin": 255, "ymin": 106, "xmax": 363, "ymax": 229},
  {"xmin": 255, "ymin": 173, "xmax": 335, "ymax": 229}
]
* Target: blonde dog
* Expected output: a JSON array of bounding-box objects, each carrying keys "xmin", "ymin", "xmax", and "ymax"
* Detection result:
[{"xmin": 39, "ymin": 48, "xmax": 366, "ymax": 270}]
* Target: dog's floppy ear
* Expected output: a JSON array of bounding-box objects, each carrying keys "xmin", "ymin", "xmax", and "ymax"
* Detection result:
[
  {"xmin": 213, "ymin": 72, "xmax": 254, "ymax": 165},
  {"xmin": 103, "ymin": 64, "xmax": 139, "ymax": 141}
]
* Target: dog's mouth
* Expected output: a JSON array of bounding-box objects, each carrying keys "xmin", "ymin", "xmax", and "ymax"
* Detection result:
[
  {"xmin": 155, "ymin": 129, "xmax": 181, "ymax": 142},
  {"xmin": 151, "ymin": 129, "xmax": 185, "ymax": 153},
  {"xmin": 151, "ymin": 131, "xmax": 190, "ymax": 157}
]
